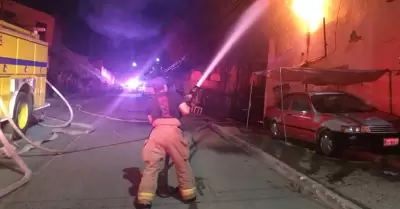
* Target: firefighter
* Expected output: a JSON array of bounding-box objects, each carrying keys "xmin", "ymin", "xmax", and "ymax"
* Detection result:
[{"xmin": 135, "ymin": 77, "xmax": 196, "ymax": 209}]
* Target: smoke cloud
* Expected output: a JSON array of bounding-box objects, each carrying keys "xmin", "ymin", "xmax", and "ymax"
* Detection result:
[{"xmin": 79, "ymin": 0, "xmax": 189, "ymax": 43}]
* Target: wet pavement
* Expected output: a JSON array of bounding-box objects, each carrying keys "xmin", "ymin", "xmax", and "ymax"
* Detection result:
[
  {"xmin": 215, "ymin": 124, "xmax": 400, "ymax": 209},
  {"xmin": 0, "ymin": 94, "xmax": 328, "ymax": 209}
]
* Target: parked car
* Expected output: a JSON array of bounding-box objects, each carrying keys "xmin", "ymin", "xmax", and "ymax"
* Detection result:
[
  {"xmin": 142, "ymin": 83, "xmax": 155, "ymax": 96},
  {"xmin": 264, "ymin": 92, "xmax": 400, "ymax": 156}
]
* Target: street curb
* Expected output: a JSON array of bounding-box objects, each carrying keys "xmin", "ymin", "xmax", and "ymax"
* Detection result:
[{"xmin": 209, "ymin": 123, "xmax": 364, "ymax": 209}]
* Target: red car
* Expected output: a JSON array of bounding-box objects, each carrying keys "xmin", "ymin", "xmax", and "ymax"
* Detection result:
[{"xmin": 264, "ymin": 92, "xmax": 400, "ymax": 156}]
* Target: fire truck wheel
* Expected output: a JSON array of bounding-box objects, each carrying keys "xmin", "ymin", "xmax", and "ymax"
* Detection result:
[{"xmin": 3, "ymin": 92, "xmax": 34, "ymax": 141}]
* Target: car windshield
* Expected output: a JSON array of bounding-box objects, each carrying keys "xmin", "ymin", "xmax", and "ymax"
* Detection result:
[{"xmin": 311, "ymin": 94, "xmax": 376, "ymax": 113}]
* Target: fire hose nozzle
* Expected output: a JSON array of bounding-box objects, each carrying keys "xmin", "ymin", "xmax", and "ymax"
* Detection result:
[
  {"xmin": 185, "ymin": 86, "xmax": 200, "ymax": 104},
  {"xmin": 189, "ymin": 85, "xmax": 200, "ymax": 95}
]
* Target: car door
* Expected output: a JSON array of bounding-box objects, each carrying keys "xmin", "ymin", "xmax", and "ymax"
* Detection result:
[
  {"xmin": 276, "ymin": 94, "xmax": 295, "ymax": 138},
  {"xmin": 285, "ymin": 94, "xmax": 315, "ymax": 142}
]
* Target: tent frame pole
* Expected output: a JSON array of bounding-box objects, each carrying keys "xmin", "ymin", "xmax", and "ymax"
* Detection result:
[
  {"xmin": 263, "ymin": 73, "xmax": 268, "ymax": 124},
  {"xmin": 389, "ymin": 70, "xmax": 393, "ymax": 114},
  {"xmin": 245, "ymin": 74, "xmax": 254, "ymax": 132}
]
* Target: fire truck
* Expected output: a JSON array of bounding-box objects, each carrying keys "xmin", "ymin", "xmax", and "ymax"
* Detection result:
[{"xmin": 0, "ymin": 1, "xmax": 54, "ymax": 140}]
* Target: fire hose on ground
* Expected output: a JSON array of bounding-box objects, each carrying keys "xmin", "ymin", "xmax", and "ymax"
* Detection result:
[
  {"xmin": 0, "ymin": 80, "xmax": 97, "ymax": 198},
  {"xmin": 0, "ymin": 74, "xmax": 218, "ymax": 199},
  {"xmin": 0, "ymin": 80, "xmax": 96, "ymax": 156},
  {"xmin": 0, "ymin": 0, "xmax": 268, "ymax": 196},
  {"xmin": 75, "ymin": 105, "xmax": 149, "ymax": 123},
  {"xmin": 0, "ymin": 80, "xmax": 149, "ymax": 198}
]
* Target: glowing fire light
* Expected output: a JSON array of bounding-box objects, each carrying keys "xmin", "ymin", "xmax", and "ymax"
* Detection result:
[
  {"xmin": 291, "ymin": 0, "xmax": 326, "ymax": 33},
  {"xmin": 196, "ymin": 0, "xmax": 268, "ymax": 87}
]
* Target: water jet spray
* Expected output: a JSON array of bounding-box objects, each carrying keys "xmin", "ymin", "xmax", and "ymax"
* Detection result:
[{"xmin": 189, "ymin": 0, "xmax": 268, "ymax": 95}]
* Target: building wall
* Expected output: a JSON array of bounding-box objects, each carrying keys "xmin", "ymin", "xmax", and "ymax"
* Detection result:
[
  {"xmin": 266, "ymin": 0, "xmax": 400, "ymax": 115},
  {"xmin": 1, "ymin": 0, "xmax": 55, "ymax": 46},
  {"xmin": 50, "ymin": 19, "xmax": 103, "ymax": 81},
  {"xmin": 2, "ymin": 0, "xmax": 106, "ymax": 86}
]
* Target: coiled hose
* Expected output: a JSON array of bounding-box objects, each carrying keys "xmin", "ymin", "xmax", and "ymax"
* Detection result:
[
  {"xmin": 0, "ymin": 80, "xmax": 152, "ymax": 198},
  {"xmin": 0, "ymin": 79, "xmax": 94, "ymax": 198},
  {"xmin": 0, "ymin": 80, "xmax": 95, "ymax": 155}
]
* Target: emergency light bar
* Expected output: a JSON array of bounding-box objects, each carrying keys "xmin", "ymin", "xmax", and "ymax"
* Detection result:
[{"xmin": 34, "ymin": 27, "xmax": 46, "ymax": 32}]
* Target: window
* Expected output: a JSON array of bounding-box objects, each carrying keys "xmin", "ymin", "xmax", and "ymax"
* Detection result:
[
  {"xmin": 36, "ymin": 22, "xmax": 47, "ymax": 41},
  {"xmin": 291, "ymin": 95, "xmax": 311, "ymax": 112},
  {"xmin": 0, "ymin": 9, "xmax": 18, "ymax": 26},
  {"xmin": 311, "ymin": 93, "xmax": 375, "ymax": 113},
  {"xmin": 269, "ymin": 39, "xmax": 276, "ymax": 59},
  {"xmin": 275, "ymin": 40, "xmax": 282, "ymax": 57},
  {"xmin": 0, "ymin": 9, "xmax": 26, "ymax": 28},
  {"xmin": 277, "ymin": 95, "xmax": 292, "ymax": 110}
]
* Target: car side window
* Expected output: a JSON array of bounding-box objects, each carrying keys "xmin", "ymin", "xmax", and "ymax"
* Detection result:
[
  {"xmin": 277, "ymin": 95, "xmax": 292, "ymax": 110},
  {"xmin": 291, "ymin": 95, "xmax": 311, "ymax": 112}
]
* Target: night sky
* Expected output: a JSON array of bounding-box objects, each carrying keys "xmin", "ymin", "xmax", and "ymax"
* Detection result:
[
  {"xmin": 15, "ymin": 0, "xmax": 103, "ymax": 57},
  {"xmin": 14, "ymin": 0, "xmax": 200, "ymax": 70},
  {"xmin": 13, "ymin": 0, "xmax": 268, "ymax": 72}
]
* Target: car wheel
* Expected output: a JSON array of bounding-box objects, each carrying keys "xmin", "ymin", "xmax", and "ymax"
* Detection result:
[
  {"xmin": 317, "ymin": 130, "xmax": 338, "ymax": 157},
  {"xmin": 270, "ymin": 120, "xmax": 280, "ymax": 139}
]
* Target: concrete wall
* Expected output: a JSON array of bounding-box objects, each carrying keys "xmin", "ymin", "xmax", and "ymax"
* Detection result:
[{"xmin": 266, "ymin": 0, "xmax": 400, "ymax": 115}]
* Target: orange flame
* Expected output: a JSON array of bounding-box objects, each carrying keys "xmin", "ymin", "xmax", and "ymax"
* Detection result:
[{"xmin": 291, "ymin": 0, "xmax": 326, "ymax": 33}]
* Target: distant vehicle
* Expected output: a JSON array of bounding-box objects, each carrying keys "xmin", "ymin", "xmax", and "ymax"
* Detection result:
[
  {"xmin": 264, "ymin": 92, "xmax": 400, "ymax": 156},
  {"xmin": 118, "ymin": 76, "xmax": 154, "ymax": 97},
  {"xmin": 142, "ymin": 83, "xmax": 154, "ymax": 96},
  {"xmin": 120, "ymin": 77, "xmax": 143, "ymax": 92}
]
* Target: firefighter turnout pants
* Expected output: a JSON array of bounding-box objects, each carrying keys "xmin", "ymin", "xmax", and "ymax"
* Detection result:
[{"xmin": 137, "ymin": 118, "xmax": 196, "ymax": 204}]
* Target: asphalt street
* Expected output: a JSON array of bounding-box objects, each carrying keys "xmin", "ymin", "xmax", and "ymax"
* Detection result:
[
  {"xmin": 217, "ymin": 123, "xmax": 400, "ymax": 209},
  {"xmin": 0, "ymin": 94, "xmax": 327, "ymax": 209}
]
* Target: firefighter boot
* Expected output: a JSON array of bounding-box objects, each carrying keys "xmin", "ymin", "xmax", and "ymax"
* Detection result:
[
  {"xmin": 134, "ymin": 200, "xmax": 151, "ymax": 209},
  {"xmin": 172, "ymin": 187, "xmax": 196, "ymax": 204}
]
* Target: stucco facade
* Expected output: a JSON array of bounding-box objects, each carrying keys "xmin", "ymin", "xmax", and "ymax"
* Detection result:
[{"xmin": 265, "ymin": 0, "xmax": 400, "ymax": 115}]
